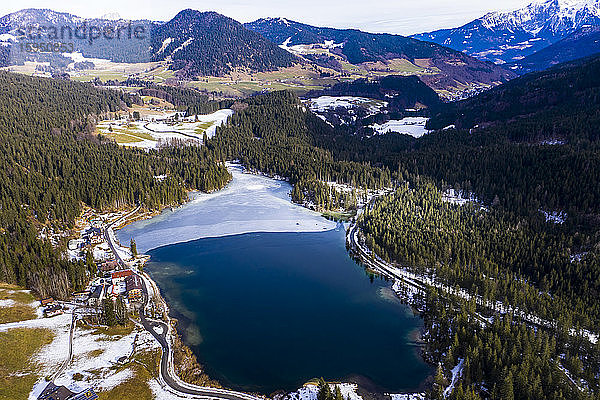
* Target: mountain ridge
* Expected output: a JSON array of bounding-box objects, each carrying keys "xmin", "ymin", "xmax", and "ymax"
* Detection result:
[
  {"xmin": 246, "ymin": 17, "xmax": 515, "ymax": 95},
  {"xmin": 150, "ymin": 9, "xmax": 298, "ymax": 77},
  {"xmin": 413, "ymin": 0, "xmax": 600, "ymax": 65}
]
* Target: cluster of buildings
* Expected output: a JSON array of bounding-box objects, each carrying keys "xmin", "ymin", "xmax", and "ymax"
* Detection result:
[
  {"xmin": 67, "ymin": 225, "xmax": 104, "ymax": 255},
  {"xmin": 74, "ymin": 260, "xmax": 144, "ymax": 308},
  {"xmin": 40, "ymin": 297, "xmax": 63, "ymax": 318}
]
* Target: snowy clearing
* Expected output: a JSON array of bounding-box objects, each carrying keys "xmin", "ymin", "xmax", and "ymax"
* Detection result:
[
  {"xmin": 96, "ymin": 109, "xmax": 233, "ymax": 150},
  {"xmin": 28, "ymin": 319, "xmax": 163, "ymax": 399},
  {"xmin": 0, "ymin": 298, "xmax": 15, "ymax": 307},
  {"xmin": 281, "ymin": 383, "xmax": 363, "ymax": 400},
  {"xmin": 540, "ymin": 210, "xmax": 567, "ymax": 224},
  {"xmin": 443, "ymin": 359, "xmax": 464, "ymax": 398},
  {"xmin": 0, "ymin": 313, "xmax": 70, "ymax": 332},
  {"xmin": 388, "ymin": 394, "xmax": 425, "ymax": 400},
  {"xmin": 306, "ymin": 96, "xmax": 387, "ymax": 115},
  {"xmin": 369, "ymin": 117, "xmax": 430, "ymax": 138}
]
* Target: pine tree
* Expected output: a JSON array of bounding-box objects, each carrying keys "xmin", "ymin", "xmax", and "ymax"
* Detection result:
[
  {"xmin": 317, "ymin": 378, "xmax": 332, "ymax": 400},
  {"xmin": 115, "ymin": 295, "xmax": 128, "ymax": 325},
  {"xmin": 499, "ymin": 370, "xmax": 514, "ymax": 400},
  {"xmin": 102, "ymin": 298, "xmax": 116, "ymax": 326},
  {"xmin": 130, "ymin": 238, "xmax": 137, "ymax": 256},
  {"xmin": 333, "ymin": 385, "xmax": 343, "ymax": 400}
]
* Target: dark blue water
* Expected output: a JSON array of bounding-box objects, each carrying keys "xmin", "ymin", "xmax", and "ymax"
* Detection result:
[{"xmin": 146, "ymin": 227, "xmax": 431, "ymax": 395}]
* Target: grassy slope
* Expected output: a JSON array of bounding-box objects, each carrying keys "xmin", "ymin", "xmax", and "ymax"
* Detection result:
[{"xmin": 0, "ymin": 328, "xmax": 54, "ymax": 400}]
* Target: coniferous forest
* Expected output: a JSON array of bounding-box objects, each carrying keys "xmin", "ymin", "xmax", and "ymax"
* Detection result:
[
  {"xmin": 0, "ymin": 71, "xmax": 230, "ymax": 297},
  {"xmin": 1, "ymin": 50, "xmax": 600, "ymax": 399}
]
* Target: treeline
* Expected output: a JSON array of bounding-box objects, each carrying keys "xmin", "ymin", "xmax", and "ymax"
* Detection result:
[
  {"xmin": 0, "ymin": 72, "xmax": 230, "ymax": 297},
  {"xmin": 138, "ymin": 84, "xmax": 233, "ymax": 115},
  {"xmin": 291, "ymin": 179, "xmax": 358, "ymax": 211},
  {"xmin": 209, "ymin": 90, "xmax": 391, "ymax": 201},
  {"xmin": 424, "ymin": 289, "xmax": 600, "ymax": 400}
]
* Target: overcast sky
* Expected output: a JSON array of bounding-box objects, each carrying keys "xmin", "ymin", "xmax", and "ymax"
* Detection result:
[{"xmin": 1, "ymin": 0, "xmax": 533, "ymax": 35}]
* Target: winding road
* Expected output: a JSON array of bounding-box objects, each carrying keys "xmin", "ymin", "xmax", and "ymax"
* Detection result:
[
  {"xmin": 105, "ymin": 209, "xmax": 264, "ymax": 400},
  {"xmin": 347, "ymin": 221, "xmax": 598, "ymax": 344}
]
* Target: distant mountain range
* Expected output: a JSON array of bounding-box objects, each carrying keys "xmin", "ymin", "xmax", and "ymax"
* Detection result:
[
  {"xmin": 510, "ymin": 25, "xmax": 600, "ymax": 73},
  {"xmin": 246, "ymin": 17, "xmax": 515, "ymax": 93},
  {"xmin": 413, "ymin": 0, "xmax": 600, "ymax": 66},
  {"xmin": 428, "ymin": 53, "xmax": 600, "ymax": 143},
  {"xmin": 0, "ymin": 8, "xmax": 516, "ymax": 93}
]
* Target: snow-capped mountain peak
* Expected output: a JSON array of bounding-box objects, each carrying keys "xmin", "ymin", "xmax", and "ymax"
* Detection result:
[
  {"xmin": 481, "ymin": 0, "xmax": 600, "ymax": 36},
  {"xmin": 413, "ymin": 0, "xmax": 600, "ymax": 65}
]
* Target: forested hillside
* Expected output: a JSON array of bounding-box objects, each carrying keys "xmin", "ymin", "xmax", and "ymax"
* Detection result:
[
  {"xmin": 0, "ymin": 72, "xmax": 230, "ymax": 298},
  {"xmin": 427, "ymin": 54, "xmax": 600, "ymax": 143},
  {"xmin": 246, "ymin": 17, "xmax": 515, "ymax": 91},
  {"xmin": 137, "ymin": 84, "xmax": 233, "ymax": 115},
  {"xmin": 151, "ymin": 10, "xmax": 298, "ymax": 77}
]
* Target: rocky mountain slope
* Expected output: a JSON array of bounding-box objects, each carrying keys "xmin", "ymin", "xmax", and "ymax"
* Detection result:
[{"xmin": 413, "ymin": 0, "xmax": 600, "ymax": 65}]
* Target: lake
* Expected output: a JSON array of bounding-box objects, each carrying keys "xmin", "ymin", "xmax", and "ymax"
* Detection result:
[{"xmin": 117, "ymin": 166, "xmax": 430, "ymax": 395}]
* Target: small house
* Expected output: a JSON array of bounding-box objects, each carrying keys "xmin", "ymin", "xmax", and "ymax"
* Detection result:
[
  {"xmin": 40, "ymin": 297, "xmax": 55, "ymax": 307},
  {"xmin": 111, "ymin": 269, "xmax": 133, "ymax": 284},
  {"xmin": 44, "ymin": 304, "xmax": 63, "ymax": 318},
  {"xmin": 37, "ymin": 382, "xmax": 75, "ymax": 400},
  {"xmin": 100, "ymin": 260, "xmax": 118, "ymax": 273},
  {"xmin": 88, "ymin": 285, "xmax": 104, "ymax": 307},
  {"xmin": 37, "ymin": 382, "xmax": 98, "ymax": 400}
]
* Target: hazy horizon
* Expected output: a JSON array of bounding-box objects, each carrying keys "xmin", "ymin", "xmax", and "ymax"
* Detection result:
[{"xmin": 0, "ymin": 0, "xmax": 532, "ymax": 35}]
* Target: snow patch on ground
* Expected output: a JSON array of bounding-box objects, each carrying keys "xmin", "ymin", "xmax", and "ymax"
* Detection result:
[
  {"xmin": 540, "ymin": 210, "xmax": 566, "ymax": 224},
  {"xmin": 28, "ymin": 319, "xmax": 162, "ymax": 399},
  {"xmin": 369, "ymin": 117, "xmax": 430, "ymax": 138},
  {"xmin": 0, "ymin": 313, "xmax": 70, "ymax": 332},
  {"xmin": 442, "ymin": 189, "xmax": 479, "ymax": 206},
  {"xmin": 157, "ymin": 37, "xmax": 174, "ymax": 54},
  {"xmin": 388, "ymin": 394, "xmax": 425, "ymax": 400},
  {"xmin": 443, "ymin": 358, "xmax": 464, "ymax": 398},
  {"xmin": 306, "ymin": 96, "xmax": 387, "ymax": 114},
  {"xmin": 0, "ymin": 299, "xmax": 16, "ymax": 307},
  {"xmin": 281, "ymin": 383, "xmax": 363, "ymax": 400},
  {"xmin": 117, "ymin": 164, "xmax": 336, "ymax": 253},
  {"xmin": 279, "ymin": 40, "xmax": 344, "ymax": 55}
]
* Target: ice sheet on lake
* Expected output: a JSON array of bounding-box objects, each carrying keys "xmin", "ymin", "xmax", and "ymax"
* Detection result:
[{"xmin": 117, "ymin": 165, "xmax": 336, "ymax": 253}]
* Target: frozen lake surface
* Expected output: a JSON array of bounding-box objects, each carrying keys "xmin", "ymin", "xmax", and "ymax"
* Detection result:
[{"xmin": 117, "ymin": 165, "xmax": 336, "ymax": 252}]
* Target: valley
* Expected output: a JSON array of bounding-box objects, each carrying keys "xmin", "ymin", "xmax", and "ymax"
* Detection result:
[{"xmin": 0, "ymin": 2, "xmax": 600, "ymax": 400}]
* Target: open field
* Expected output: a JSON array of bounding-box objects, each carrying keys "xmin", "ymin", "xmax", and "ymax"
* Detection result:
[
  {"xmin": 0, "ymin": 283, "xmax": 38, "ymax": 324},
  {"xmin": 0, "ymin": 328, "xmax": 54, "ymax": 400},
  {"xmin": 97, "ymin": 365, "xmax": 154, "ymax": 400}
]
